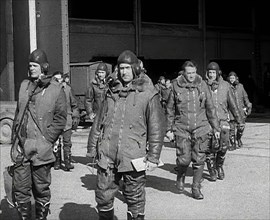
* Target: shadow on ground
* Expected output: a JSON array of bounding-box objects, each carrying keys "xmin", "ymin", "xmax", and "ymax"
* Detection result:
[
  {"xmin": 72, "ymin": 156, "xmax": 93, "ymax": 166},
  {"xmin": 146, "ymin": 175, "xmax": 194, "ymax": 198},
  {"xmin": 80, "ymin": 174, "xmax": 126, "ymax": 203},
  {"xmin": 158, "ymin": 163, "xmax": 193, "ymax": 176},
  {"xmin": 59, "ymin": 202, "xmax": 117, "ymax": 220}
]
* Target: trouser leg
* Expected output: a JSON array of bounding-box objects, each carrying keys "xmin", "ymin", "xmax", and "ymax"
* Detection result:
[
  {"xmin": 32, "ymin": 163, "xmax": 52, "ymax": 220},
  {"xmin": 16, "ymin": 201, "xmax": 32, "ymax": 220},
  {"xmin": 192, "ymin": 164, "xmax": 204, "ymax": 200},
  {"xmin": 216, "ymin": 127, "xmax": 229, "ymax": 180},
  {"xmin": 216, "ymin": 150, "xmax": 226, "ymax": 180},
  {"xmin": 95, "ymin": 167, "xmax": 120, "ymax": 220},
  {"xmin": 229, "ymin": 121, "xmax": 236, "ymax": 151},
  {"xmin": 62, "ymin": 129, "xmax": 74, "ymax": 171},
  {"xmin": 13, "ymin": 162, "xmax": 32, "ymax": 204},
  {"xmin": 13, "ymin": 162, "xmax": 33, "ymax": 219},
  {"xmin": 205, "ymin": 151, "xmax": 217, "ymax": 181},
  {"xmin": 123, "ymin": 171, "xmax": 146, "ymax": 219},
  {"xmin": 191, "ymin": 134, "xmax": 211, "ymax": 200},
  {"xmin": 236, "ymin": 124, "xmax": 245, "ymax": 148},
  {"xmin": 35, "ymin": 201, "xmax": 50, "ymax": 220},
  {"xmin": 175, "ymin": 136, "xmax": 191, "ymax": 193},
  {"xmin": 53, "ymin": 142, "xmax": 61, "ymax": 170}
]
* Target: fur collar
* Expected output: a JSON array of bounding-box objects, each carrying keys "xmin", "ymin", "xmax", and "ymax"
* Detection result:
[
  {"xmin": 110, "ymin": 73, "xmax": 154, "ymax": 94},
  {"xmin": 176, "ymin": 74, "xmax": 202, "ymax": 89},
  {"xmin": 92, "ymin": 77, "xmax": 106, "ymax": 89},
  {"xmin": 205, "ymin": 75, "xmax": 223, "ymax": 91}
]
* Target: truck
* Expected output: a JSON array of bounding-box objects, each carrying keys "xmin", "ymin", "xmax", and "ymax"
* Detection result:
[{"xmin": 0, "ymin": 101, "xmax": 17, "ymax": 144}]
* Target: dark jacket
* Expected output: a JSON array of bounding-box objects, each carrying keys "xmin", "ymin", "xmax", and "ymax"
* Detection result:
[
  {"xmin": 84, "ymin": 78, "xmax": 107, "ymax": 115},
  {"xmin": 155, "ymin": 83, "xmax": 167, "ymax": 103},
  {"xmin": 13, "ymin": 78, "xmax": 67, "ymax": 166},
  {"xmin": 205, "ymin": 76, "xmax": 243, "ymax": 126},
  {"xmin": 166, "ymin": 74, "xmax": 220, "ymax": 138},
  {"xmin": 62, "ymin": 82, "xmax": 80, "ymax": 131},
  {"xmin": 88, "ymin": 73, "xmax": 166, "ymax": 172},
  {"xmin": 229, "ymin": 82, "xmax": 252, "ymax": 120}
]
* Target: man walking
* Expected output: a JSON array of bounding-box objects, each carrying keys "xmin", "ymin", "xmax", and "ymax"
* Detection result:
[
  {"xmin": 166, "ymin": 60, "xmax": 220, "ymax": 200},
  {"xmin": 11, "ymin": 49, "xmax": 67, "ymax": 219},
  {"xmin": 87, "ymin": 50, "xmax": 166, "ymax": 220}
]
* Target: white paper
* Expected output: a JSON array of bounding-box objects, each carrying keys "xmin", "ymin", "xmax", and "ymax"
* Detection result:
[{"xmin": 131, "ymin": 157, "xmax": 164, "ymax": 172}]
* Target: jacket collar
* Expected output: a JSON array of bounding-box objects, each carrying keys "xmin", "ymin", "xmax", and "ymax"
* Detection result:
[
  {"xmin": 110, "ymin": 73, "xmax": 153, "ymax": 94},
  {"xmin": 176, "ymin": 74, "xmax": 202, "ymax": 89},
  {"xmin": 205, "ymin": 75, "xmax": 223, "ymax": 91},
  {"xmin": 28, "ymin": 75, "xmax": 52, "ymax": 88}
]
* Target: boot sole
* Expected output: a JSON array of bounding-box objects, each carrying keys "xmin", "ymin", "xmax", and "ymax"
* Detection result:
[{"xmin": 193, "ymin": 196, "xmax": 204, "ymax": 200}]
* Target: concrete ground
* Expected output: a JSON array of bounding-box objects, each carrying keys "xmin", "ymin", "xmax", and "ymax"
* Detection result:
[{"xmin": 0, "ymin": 113, "xmax": 269, "ymax": 220}]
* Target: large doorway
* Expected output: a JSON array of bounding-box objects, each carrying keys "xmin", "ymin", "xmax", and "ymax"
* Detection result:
[{"xmin": 143, "ymin": 59, "xmax": 187, "ymax": 84}]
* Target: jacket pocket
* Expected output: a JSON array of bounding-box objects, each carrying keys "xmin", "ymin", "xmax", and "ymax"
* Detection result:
[
  {"xmin": 198, "ymin": 133, "xmax": 210, "ymax": 153},
  {"xmin": 24, "ymin": 139, "xmax": 38, "ymax": 159},
  {"xmin": 36, "ymin": 136, "xmax": 54, "ymax": 162}
]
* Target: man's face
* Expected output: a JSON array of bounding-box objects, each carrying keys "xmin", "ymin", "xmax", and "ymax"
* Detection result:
[
  {"xmin": 229, "ymin": 75, "xmax": 236, "ymax": 84},
  {"xmin": 29, "ymin": 62, "xmax": 42, "ymax": 79},
  {"xmin": 165, "ymin": 80, "xmax": 171, "ymax": 88},
  {"xmin": 208, "ymin": 70, "xmax": 217, "ymax": 81},
  {"xmin": 119, "ymin": 63, "xmax": 134, "ymax": 84},
  {"xmin": 184, "ymin": 66, "xmax": 197, "ymax": 82},
  {"xmin": 64, "ymin": 77, "xmax": 70, "ymax": 83},
  {"xmin": 97, "ymin": 70, "xmax": 106, "ymax": 81},
  {"xmin": 54, "ymin": 74, "xmax": 63, "ymax": 83},
  {"xmin": 160, "ymin": 79, "xmax": 166, "ymax": 85}
]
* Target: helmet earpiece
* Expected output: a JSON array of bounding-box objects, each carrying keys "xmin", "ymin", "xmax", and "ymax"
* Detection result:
[
  {"xmin": 133, "ymin": 63, "xmax": 142, "ymax": 76},
  {"xmin": 41, "ymin": 63, "xmax": 49, "ymax": 73}
]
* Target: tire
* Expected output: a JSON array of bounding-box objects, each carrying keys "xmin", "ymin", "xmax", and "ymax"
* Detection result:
[{"xmin": 0, "ymin": 118, "xmax": 13, "ymax": 144}]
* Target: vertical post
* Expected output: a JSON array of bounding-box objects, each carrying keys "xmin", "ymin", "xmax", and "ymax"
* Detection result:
[
  {"xmin": 61, "ymin": 0, "xmax": 70, "ymax": 74},
  {"xmin": 199, "ymin": 0, "xmax": 206, "ymax": 72},
  {"xmin": 252, "ymin": 3, "xmax": 261, "ymax": 106},
  {"xmin": 6, "ymin": 0, "xmax": 15, "ymax": 100},
  {"xmin": 134, "ymin": 0, "xmax": 141, "ymax": 56},
  {"xmin": 28, "ymin": 0, "xmax": 37, "ymax": 52}
]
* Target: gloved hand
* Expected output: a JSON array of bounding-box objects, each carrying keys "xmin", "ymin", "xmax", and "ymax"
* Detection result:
[
  {"xmin": 72, "ymin": 117, "xmax": 80, "ymax": 130},
  {"xmin": 145, "ymin": 160, "xmax": 158, "ymax": 172},
  {"xmin": 166, "ymin": 131, "xmax": 174, "ymax": 142},
  {"xmin": 89, "ymin": 113, "xmax": 96, "ymax": 121},
  {"xmin": 246, "ymin": 106, "xmax": 252, "ymax": 116}
]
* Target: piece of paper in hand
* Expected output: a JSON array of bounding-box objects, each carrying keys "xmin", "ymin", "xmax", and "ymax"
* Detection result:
[{"xmin": 131, "ymin": 157, "xmax": 164, "ymax": 172}]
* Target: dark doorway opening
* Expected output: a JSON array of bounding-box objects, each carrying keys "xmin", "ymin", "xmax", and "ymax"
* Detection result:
[
  {"xmin": 143, "ymin": 59, "xmax": 187, "ymax": 84},
  {"xmin": 210, "ymin": 59, "xmax": 251, "ymax": 83}
]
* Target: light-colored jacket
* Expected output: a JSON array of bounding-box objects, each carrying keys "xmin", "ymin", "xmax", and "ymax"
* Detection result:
[
  {"xmin": 205, "ymin": 76, "xmax": 242, "ymax": 125},
  {"xmin": 166, "ymin": 74, "xmax": 220, "ymax": 139}
]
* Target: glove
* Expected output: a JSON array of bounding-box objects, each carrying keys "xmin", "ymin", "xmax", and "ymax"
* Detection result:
[
  {"xmin": 145, "ymin": 160, "xmax": 158, "ymax": 172},
  {"xmin": 246, "ymin": 106, "xmax": 252, "ymax": 116},
  {"xmin": 166, "ymin": 131, "xmax": 174, "ymax": 142},
  {"xmin": 72, "ymin": 117, "xmax": 80, "ymax": 130},
  {"xmin": 89, "ymin": 113, "xmax": 96, "ymax": 121}
]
